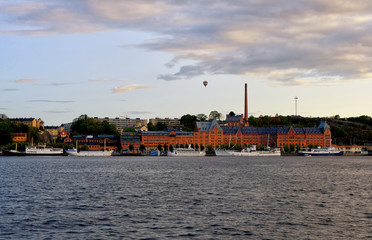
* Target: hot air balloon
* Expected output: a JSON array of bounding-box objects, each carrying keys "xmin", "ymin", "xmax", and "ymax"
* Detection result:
[{"xmin": 203, "ymin": 81, "xmax": 208, "ymax": 87}]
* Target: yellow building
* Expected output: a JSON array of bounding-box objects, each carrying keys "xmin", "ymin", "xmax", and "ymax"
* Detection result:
[{"xmin": 11, "ymin": 118, "xmax": 44, "ymax": 129}]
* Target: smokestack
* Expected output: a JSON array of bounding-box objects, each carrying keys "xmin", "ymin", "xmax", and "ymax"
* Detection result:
[{"xmin": 244, "ymin": 83, "xmax": 248, "ymax": 125}]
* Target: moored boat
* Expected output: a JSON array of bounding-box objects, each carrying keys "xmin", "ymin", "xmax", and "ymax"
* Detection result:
[
  {"xmin": 167, "ymin": 146, "xmax": 205, "ymax": 157},
  {"xmin": 215, "ymin": 145, "xmax": 281, "ymax": 157},
  {"xmin": 2, "ymin": 143, "xmax": 26, "ymax": 156},
  {"xmin": 66, "ymin": 149, "xmax": 113, "ymax": 157},
  {"xmin": 2, "ymin": 149, "xmax": 26, "ymax": 156},
  {"xmin": 149, "ymin": 150, "xmax": 160, "ymax": 156},
  {"xmin": 298, "ymin": 147, "xmax": 344, "ymax": 156},
  {"xmin": 25, "ymin": 145, "xmax": 65, "ymax": 156}
]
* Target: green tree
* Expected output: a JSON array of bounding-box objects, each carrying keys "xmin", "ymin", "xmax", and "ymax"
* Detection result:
[
  {"xmin": 180, "ymin": 114, "xmax": 197, "ymax": 131},
  {"xmin": 169, "ymin": 144, "xmax": 174, "ymax": 152},
  {"xmin": 129, "ymin": 144, "xmax": 134, "ymax": 152},
  {"xmin": 123, "ymin": 127, "xmax": 136, "ymax": 132},
  {"xmin": 139, "ymin": 144, "xmax": 146, "ymax": 152},
  {"xmin": 206, "ymin": 145, "xmax": 215, "ymax": 154},
  {"xmin": 283, "ymin": 144, "xmax": 290, "ymax": 153},
  {"xmin": 28, "ymin": 127, "xmax": 41, "ymax": 144},
  {"xmin": 156, "ymin": 122, "xmax": 167, "ymax": 131},
  {"xmin": 196, "ymin": 114, "xmax": 208, "ymax": 121},
  {"xmin": 228, "ymin": 111, "xmax": 236, "ymax": 116},
  {"xmin": 163, "ymin": 144, "xmax": 168, "ymax": 152},
  {"xmin": 209, "ymin": 111, "xmax": 223, "ymax": 121},
  {"xmin": 71, "ymin": 115, "xmax": 118, "ymax": 135},
  {"xmin": 147, "ymin": 122, "xmax": 157, "ymax": 131},
  {"xmin": 0, "ymin": 121, "xmax": 12, "ymax": 145},
  {"xmin": 157, "ymin": 144, "xmax": 163, "ymax": 151}
]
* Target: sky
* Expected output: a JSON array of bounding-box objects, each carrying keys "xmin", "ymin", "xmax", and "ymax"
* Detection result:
[{"xmin": 1, "ymin": 0, "xmax": 372, "ymax": 126}]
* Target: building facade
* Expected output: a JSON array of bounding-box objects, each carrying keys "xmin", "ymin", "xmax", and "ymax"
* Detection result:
[
  {"xmin": 64, "ymin": 135, "xmax": 120, "ymax": 151},
  {"xmin": 149, "ymin": 118, "xmax": 183, "ymax": 129},
  {"xmin": 119, "ymin": 120, "xmax": 332, "ymax": 150},
  {"xmin": 94, "ymin": 117, "xmax": 148, "ymax": 131},
  {"xmin": 10, "ymin": 118, "xmax": 44, "ymax": 129}
]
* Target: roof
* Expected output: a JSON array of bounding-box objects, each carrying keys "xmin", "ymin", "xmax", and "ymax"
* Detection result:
[
  {"xmin": 225, "ymin": 115, "xmax": 243, "ymax": 122},
  {"xmin": 196, "ymin": 120, "xmax": 222, "ymax": 132},
  {"xmin": 318, "ymin": 121, "xmax": 330, "ymax": 130}
]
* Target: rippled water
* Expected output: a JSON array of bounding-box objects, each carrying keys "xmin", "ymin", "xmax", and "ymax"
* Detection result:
[{"xmin": 0, "ymin": 156, "xmax": 371, "ymax": 239}]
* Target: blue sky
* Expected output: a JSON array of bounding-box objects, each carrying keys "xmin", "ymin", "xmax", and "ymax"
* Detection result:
[{"xmin": 1, "ymin": 0, "xmax": 372, "ymax": 125}]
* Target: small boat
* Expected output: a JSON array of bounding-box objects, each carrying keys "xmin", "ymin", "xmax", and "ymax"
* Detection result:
[
  {"xmin": 298, "ymin": 147, "xmax": 344, "ymax": 156},
  {"xmin": 120, "ymin": 151, "xmax": 142, "ymax": 156},
  {"xmin": 66, "ymin": 149, "xmax": 113, "ymax": 157},
  {"xmin": 215, "ymin": 145, "xmax": 281, "ymax": 157},
  {"xmin": 2, "ymin": 149, "xmax": 26, "ymax": 156},
  {"xmin": 149, "ymin": 150, "xmax": 160, "ymax": 156},
  {"xmin": 66, "ymin": 139, "xmax": 113, "ymax": 156},
  {"xmin": 2, "ymin": 143, "xmax": 26, "ymax": 156},
  {"xmin": 25, "ymin": 145, "xmax": 65, "ymax": 156},
  {"xmin": 167, "ymin": 145, "xmax": 205, "ymax": 157}
]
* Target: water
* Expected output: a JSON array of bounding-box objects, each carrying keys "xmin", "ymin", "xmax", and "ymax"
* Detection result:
[{"xmin": 0, "ymin": 156, "xmax": 371, "ymax": 239}]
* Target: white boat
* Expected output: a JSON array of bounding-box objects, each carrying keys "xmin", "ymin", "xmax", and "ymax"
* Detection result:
[
  {"xmin": 25, "ymin": 145, "xmax": 65, "ymax": 156},
  {"xmin": 66, "ymin": 139, "xmax": 113, "ymax": 156},
  {"xmin": 167, "ymin": 145, "xmax": 205, "ymax": 157},
  {"xmin": 215, "ymin": 145, "xmax": 281, "ymax": 157},
  {"xmin": 66, "ymin": 149, "xmax": 113, "ymax": 157},
  {"xmin": 298, "ymin": 147, "xmax": 344, "ymax": 156}
]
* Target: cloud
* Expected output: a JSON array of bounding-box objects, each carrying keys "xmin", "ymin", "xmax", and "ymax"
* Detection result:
[
  {"xmin": 27, "ymin": 100, "xmax": 75, "ymax": 103},
  {"xmin": 48, "ymin": 82, "xmax": 71, "ymax": 86},
  {"xmin": 112, "ymin": 84, "xmax": 154, "ymax": 93},
  {"xmin": 14, "ymin": 78, "xmax": 37, "ymax": 83},
  {"xmin": 2, "ymin": 1, "xmax": 372, "ymax": 85},
  {"xmin": 1, "ymin": 88, "xmax": 18, "ymax": 91}
]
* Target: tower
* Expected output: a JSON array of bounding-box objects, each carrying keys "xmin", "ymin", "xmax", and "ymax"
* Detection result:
[{"xmin": 243, "ymin": 83, "xmax": 249, "ymax": 126}]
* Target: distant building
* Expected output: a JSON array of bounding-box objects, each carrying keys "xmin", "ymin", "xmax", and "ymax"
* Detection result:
[
  {"xmin": 10, "ymin": 117, "xmax": 44, "ymax": 129},
  {"xmin": 225, "ymin": 115, "xmax": 244, "ymax": 127},
  {"xmin": 44, "ymin": 126, "xmax": 59, "ymax": 140},
  {"xmin": 149, "ymin": 118, "xmax": 182, "ymax": 129},
  {"xmin": 61, "ymin": 123, "xmax": 72, "ymax": 133},
  {"xmin": 94, "ymin": 117, "xmax": 148, "ymax": 132}
]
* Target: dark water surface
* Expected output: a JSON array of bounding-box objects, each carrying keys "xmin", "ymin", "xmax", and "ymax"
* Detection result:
[{"xmin": 0, "ymin": 156, "xmax": 371, "ymax": 239}]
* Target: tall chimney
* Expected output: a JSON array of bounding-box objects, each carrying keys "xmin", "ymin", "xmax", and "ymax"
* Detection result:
[{"xmin": 244, "ymin": 83, "xmax": 248, "ymax": 125}]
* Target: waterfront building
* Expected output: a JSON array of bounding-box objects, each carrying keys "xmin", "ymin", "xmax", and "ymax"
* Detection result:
[
  {"xmin": 94, "ymin": 117, "xmax": 148, "ymax": 132},
  {"xmin": 119, "ymin": 83, "xmax": 332, "ymax": 150},
  {"xmin": 64, "ymin": 135, "xmax": 120, "ymax": 151}
]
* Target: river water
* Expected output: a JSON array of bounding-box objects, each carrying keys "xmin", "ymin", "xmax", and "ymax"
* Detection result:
[{"xmin": 0, "ymin": 156, "xmax": 371, "ymax": 239}]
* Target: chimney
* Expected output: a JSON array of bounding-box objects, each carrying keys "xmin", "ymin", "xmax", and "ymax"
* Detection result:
[{"xmin": 244, "ymin": 83, "xmax": 249, "ymax": 126}]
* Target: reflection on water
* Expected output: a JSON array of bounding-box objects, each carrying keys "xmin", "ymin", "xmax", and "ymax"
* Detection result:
[{"xmin": 0, "ymin": 156, "xmax": 371, "ymax": 239}]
